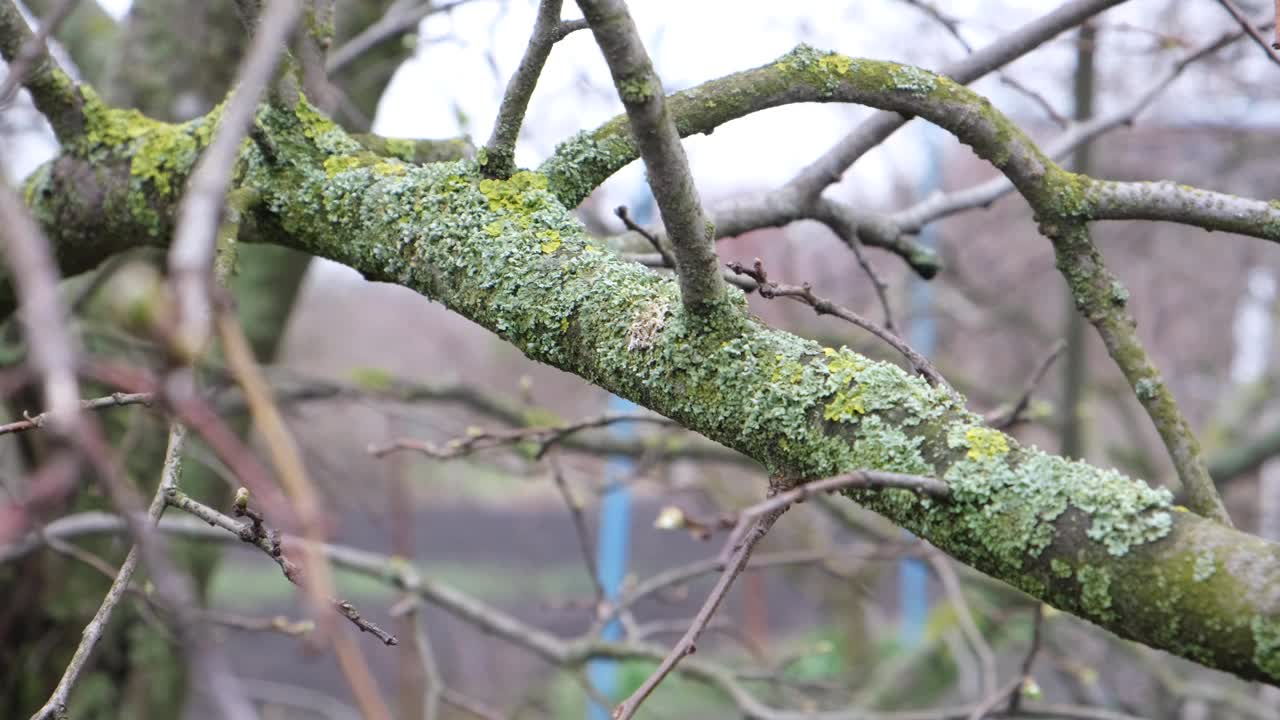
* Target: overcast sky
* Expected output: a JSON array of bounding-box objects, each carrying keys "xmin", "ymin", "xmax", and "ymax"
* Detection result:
[{"xmin": 16, "ymin": 0, "xmax": 1278, "ymax": 215}]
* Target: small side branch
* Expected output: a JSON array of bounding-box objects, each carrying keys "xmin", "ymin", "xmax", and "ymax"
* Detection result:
[
  {"xmin": 0, "ymin": 0, "xmax": 84, "ymax": 142},
  {"xmin": 728, "ymin": 258, "xmax": 948, "ymax": 388},
  {"xmin": 575, "ymin": 0, "xmax": 725, "ymax": 311},
  {"xmin": 483, "ymin": 0, "xmax": 585, "ymax": 178},
  {"xmin": 0, "ymin": 392, "xmax": 154, "ymax": 436},
  {"xmin": 1048, "ymin": 223, "xmax": 1231, "ymax": 526},
  {"xmin": 166, "ymin": 488, "xmax": 399, "ymax": 647}
]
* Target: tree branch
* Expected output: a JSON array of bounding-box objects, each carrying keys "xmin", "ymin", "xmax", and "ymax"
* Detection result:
[
  {"xmin": 482, "ymin": 0, "xmax": 583, "ymax": 179},
  {"xmin": 575, "ymin": 0, "xmax": 725, "ymax": 311},
  {"xmin": 0, "ymin": 0, "xmax": 84, "ymax": 142}
]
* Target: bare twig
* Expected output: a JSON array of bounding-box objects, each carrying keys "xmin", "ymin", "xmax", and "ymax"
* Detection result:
[
  {"xmin": 209, "ymin": 309, "xmax": 394, "ymax": 720},
  {"xmin": 31, "ymin": 425, "xmax": 258, "ymax": 720},
  {"xmin": 0, "ymin": 392, "xmax": 154, "ymax": 436},
  {"xmin": 0, "ymin": 0, "xmax": 76, "ymax": 106},
  {"xmin": 368, "ymin": 411, "xmax": 672, "ymax": 460},
  {"xmin": 326, "ymin": 0, "xmax": 472, "ymax": 75},
  {"xmin": 6, "ymin": 510, "xmax": 1151, "ymax": 720},
  {"xmin": 576, "ymin": 0, "xmax": 725, "ymax": 310},
  {"xmin": 0, "ymin": 0, "xmax": 83, "ymax": 141},
  {"xmin": 727, "ymin": 258, "xmax": 948, "ymax": 388},
  {"xmin": 165, "ymin": 487, "xmax": 398, "ymax": 648},
  {"xmin": 1007, "ymin": 604, "xmax": 1046, "ymax": 714},
  {"xmin": 985, "ymin": 340, "xmax": 1066, "ymax": 429},
  {"xmin": 484, "ymin": 0, "xmax": 585, "ymax": 178},
  {"xmin": 168, "ymin": 0, "xmax": 301, "ymax": 358},
  {"xmin": 929, "ymin": 550, "xmax": 997, "ymax": 700},
  {"xmin": 1214, "ymin": 0, "xmax": 1280, "ymax": 65},
  {"xmin": 611, "ymin": 491, "xmax": 790, "ymax": 720},
  {"xmin": 617, "ymin": 205, "xmax": 675, "ymax": 270},
  {"xmin": 549, "ymin": 457, "xmax": 606, "ymax": 603}
]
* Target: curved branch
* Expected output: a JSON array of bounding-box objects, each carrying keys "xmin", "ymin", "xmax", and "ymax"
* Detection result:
[
  {"xmin": 0, "ymin": 0, "xmax": 84, "ymax": 143},
  {"xmin": 21, "ymin": 51, "xmax": 1280, "ymax": 682}
]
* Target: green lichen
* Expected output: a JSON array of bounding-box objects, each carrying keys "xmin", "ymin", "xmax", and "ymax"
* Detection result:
[
  {"xmin": 1078, "ymin": 565, "xmax": 1115, "ymax": 622},
  {"xmin": 1109, "ymin": 280, "xmax": 1130, "ymax": 306},
  {"xmin": 888, "ymin": 64, "xmax": 937, "ymax": 95},
  {"xmin": 1193, "ymin": 550, "xmax": 1216, "ymax": 582},
  {"xmin": 1051, "ymin": 558, "xmax": 1073, "ymax": 578},
  {"xmin": 1251, "ymin": 616, "xmax": 1280, "ymax": 680},
  {"xmin": 618, "ymin": 75, "xmax": 656, "ymax": 103},
  {"xmin": 73, "ymin": 85, "xmax": 221, "ymax": 238},
  {"xmin": 1135, "ymin": 378, "xmax": 1159, "ymax": 401},
  {"xmin": 540, "ymin": 129, "xmax": 634, "ymax": 207},
  {"xmin": 240, "ymin": 94, "xmax": 1174, "ymax": 614}
]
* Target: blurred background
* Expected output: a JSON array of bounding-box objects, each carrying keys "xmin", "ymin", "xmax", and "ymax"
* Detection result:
[{"xmin": 4, "ymin": 0, "xmax": 1280, "ymax": 718}]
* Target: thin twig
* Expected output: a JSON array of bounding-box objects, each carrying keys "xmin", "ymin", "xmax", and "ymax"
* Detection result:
[
  {"xmin": 167, "ymin": 0, "xmax": 301, "ymax": 358},
  {"xmin": 985, "ymin": 339, "xmax": 1066, "ymax": 429},
  {"xmin": 165, "ymin": 487, "xmax": 399, "ymax": 647},
  {"xmin": 0, "ymin": 0, "xmax": 77, "ymax": 106},
  {"xmin": 610, "ymin": 492, "xmax": 790, "ymax": 719},
  {"xmin": 717, "ymin": 470, "xmax": 949, "ymax": 565},
  {"xmin": 727, "ymin": 258, "xmax": 948, "ymax": 388},
  {"xmin": 617, "ymin": 205, "xmax": 675, "ymax": 269},
  {"xmin": 1007, "ymin": 604, "xmax": 1046, "ymax": 714},
  {"xmin": 928, "ymin": 550, "xmax": 997, "ymax": 700},
  {"xmin": 0, "ymin": 392, "xmax": 154, "ymax": 436},
  {"xmin": 549, "ymin": 457, "xmax": 606, "ymax": 603},
  {"xmin": 368, "ymin": 411, "xmax": 672, "ymax": 460},
  {"xmin": 1214, "ymin": 0, "xmax": 1280, "ymax": 65}
]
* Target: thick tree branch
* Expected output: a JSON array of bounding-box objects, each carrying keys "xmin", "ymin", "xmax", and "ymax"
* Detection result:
[
  {"xmin": 20, "ymin": 51, "xmax": 1280, "ymax": 682},
  {"xmin": 575, "ymin": 0, "xmax": 725, "ymax": 311}
]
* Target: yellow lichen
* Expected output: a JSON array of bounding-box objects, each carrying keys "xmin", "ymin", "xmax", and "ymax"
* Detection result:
[{"xmin": 964, "ymin": 426, "xmax": 1010, "ymax": 461}]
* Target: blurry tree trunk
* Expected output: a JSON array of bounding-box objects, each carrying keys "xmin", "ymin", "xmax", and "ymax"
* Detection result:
[
  {"xmin": 0, "ymin": 2, "xmax": 412, "ymax": 716},
  {"xmin": 1059, "ymin": 22, "xmax": 1096, "ymax": 462}
]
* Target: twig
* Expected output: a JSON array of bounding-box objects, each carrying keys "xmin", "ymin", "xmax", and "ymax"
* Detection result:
[
  {"xmin": 895, "ymin": 0, "xmax": 1068, "ymax": 127},
  {"xmin": 717, "ymin": 470, "xmax": 949, "ymax": 565},
  {"xmin": 165, "ymin": 487, "xmax": 399, "ymax": 647},
  {"xmin": 0, "ymin": 0, "xmax": 76, "ymax": 106},
  {"xmin": 31, "ymin": 425, "xmax": 257, "ymax": 720},
  {"xmin": 549, "ymin": 457, "xmax": 606, "ymax": 603},
  {"xmin": 368, "ymin": 411, "xmax": 672, "ymax": 460},
  {"xmin": 215, "ymin": 301, "xmax": 394, "ymax": 720},
  {"xmin": 928, "ymin": 550, "xmax": 997, "ymax": 700},
  {"xmin": 167, "ymin": 0, "xmax": 300, "ymax": 358},
  {"xmin": 727, "ymin": 258, "xmax": 948, "ymax": 388},
  {"xmin": 0, "ymin": 179, "xmax": 79, "ymax": 426},
  {"xmin": 576, "ymin": 0, "xmax": 725, "ymax": 311},
  {"xmin": 1214, "ymin": 0, "xmax": 1280, "ymax": 65},
  {"xmin": 1007, "ymin": 604, "xmax": 1046, "ymax": 714},
  {"xmin": 985, "ymin": 339, "xmax": 1066, "ymax": 429},
  {"xmin": 0, "ymin": 392, "xmax": 154, "ymax": 436},
  {"xmin": 6, "ymin": 510, "xmax": 1152, "ymax": 720},
  {"xmin": 616, "ymin": 205, "xmax": 675, "ymax": 269},
  {"xmin": 0, "ymin": 0, "xmax": 83, "ymax": 141},
  {"xmin": 610, "ymin": 492, "xmax": 789, "ymax": 720},
  {"xmin": 483, "ymin": 0, "xmax": 585, "ymax": 178},
  {"xmin": 326, "ymin": 0, "xmax": 471, "ymax": 75}
]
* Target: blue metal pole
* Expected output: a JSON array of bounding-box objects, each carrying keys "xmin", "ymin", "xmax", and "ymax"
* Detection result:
[
  {"xmin": 899, "ymin": 124, "xmax": 944, "ymax": 649},
  {"xmin": 587, "ymin": 192, "xmax": 652, "ymax": 718}
]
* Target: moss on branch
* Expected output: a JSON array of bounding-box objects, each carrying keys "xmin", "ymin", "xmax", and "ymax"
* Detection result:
[{"xmin": 17, "ymin": 57, "xmax": 1280, "ymax": 687}]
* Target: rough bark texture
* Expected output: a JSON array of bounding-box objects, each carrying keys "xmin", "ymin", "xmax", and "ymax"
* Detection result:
[{"xmin": 13, "ymin": 49, "xmax": 1280, "ymax": 684}]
